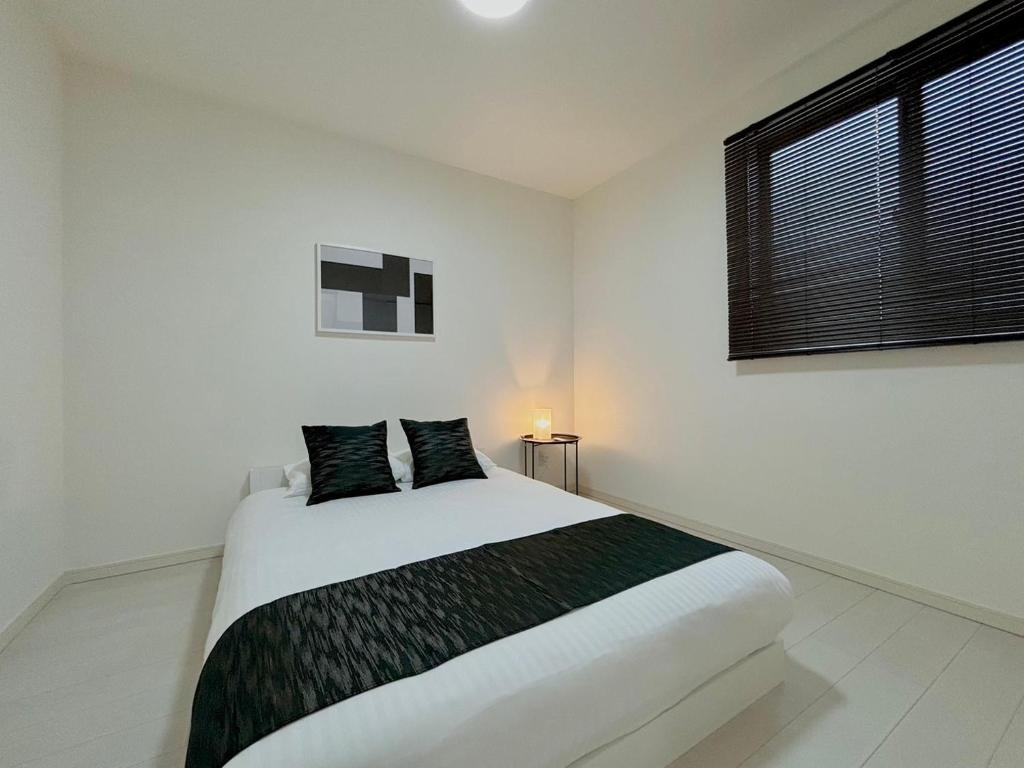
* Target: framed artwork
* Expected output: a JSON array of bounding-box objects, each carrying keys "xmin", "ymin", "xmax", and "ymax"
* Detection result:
[{"xmin": 316, "ymin": 243, "xmax": 434, "ymax": 338}]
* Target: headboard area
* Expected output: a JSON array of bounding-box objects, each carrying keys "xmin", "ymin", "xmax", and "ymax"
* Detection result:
[{"xmin": 249, "ymin": 466, "xmax": 286, "ymax": 495}]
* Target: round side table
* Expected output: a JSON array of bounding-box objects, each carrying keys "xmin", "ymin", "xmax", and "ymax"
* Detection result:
[{"xmin": 520, "ymin": 433, "xmax": 580, "ymax": 494}]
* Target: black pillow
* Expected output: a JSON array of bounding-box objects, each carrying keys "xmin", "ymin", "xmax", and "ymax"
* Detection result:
[
  {"xmin": 301, "ymin": 422, "xmax": 400, "ymax": 506},
  {"xmin": 400, "ymin": 417, "xmax": 487, "ymax": 489}
]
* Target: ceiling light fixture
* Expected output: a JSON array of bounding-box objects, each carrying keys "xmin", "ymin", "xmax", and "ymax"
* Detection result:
[{"xmin": 459, "ymin": 0, "xmax": 531, "ymax": 19}]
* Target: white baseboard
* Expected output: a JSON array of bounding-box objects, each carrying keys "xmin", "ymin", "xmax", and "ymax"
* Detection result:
[
  {"xmin": 5, "ymin": 495, "xmax": 1020, "ymax": 652},
  {"xmin": 0, "ymin": 544, "xmax": 224, "ymax": 653},
  {"xmin": 63, "ymin": 544, "xmax": 224, "ymax": 585},
  {"xmin": 582, "ymin": 486, "xmax": 1024, "ymax": 637},
  {"xmin": 0, "ymin": 573, "xmax": 66, "ymax": 654}
]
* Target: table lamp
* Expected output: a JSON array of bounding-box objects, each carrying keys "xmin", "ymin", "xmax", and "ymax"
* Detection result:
[{"xmin": 533, "ymin": 408, "xmax": 552, "ymax": 441}]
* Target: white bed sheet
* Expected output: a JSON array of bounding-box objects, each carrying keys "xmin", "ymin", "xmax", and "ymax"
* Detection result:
[{"xmin": 211, "ymin": 468, "xmax": 793, "ymax": 768}]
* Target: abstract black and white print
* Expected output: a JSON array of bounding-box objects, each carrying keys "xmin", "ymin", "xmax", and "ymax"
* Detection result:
[{"xmin": 317, "ymin": 244, "xmax": 433, "ymax": 336}]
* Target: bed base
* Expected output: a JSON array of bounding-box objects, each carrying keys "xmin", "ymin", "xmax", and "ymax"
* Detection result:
[{"xmin": 571, "ymin": 639, "xmax": 784, "ymax": 768}]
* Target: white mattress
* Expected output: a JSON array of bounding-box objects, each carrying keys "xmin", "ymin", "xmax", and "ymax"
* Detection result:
[{"xmin": 210, "ymin": 468, "xmax": 793, "ymax": 768}]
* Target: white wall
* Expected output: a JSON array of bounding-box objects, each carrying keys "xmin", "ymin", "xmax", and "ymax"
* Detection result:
[
  {"xmin": 63, "ymin": 62, "xmax": 574, "ymax": 569},
  {"xmin": 0, "ymin": 0, "xmax": 66, "ymax": 633},
  {"xmin": 573, "ymin": 0, "xmax": 1024, "ymax": 622}
]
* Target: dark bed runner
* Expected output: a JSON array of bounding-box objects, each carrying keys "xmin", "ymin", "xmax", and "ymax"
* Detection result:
[{"xmin": 185, "ymin": 513, "xmax": 732, "ymax": 768}]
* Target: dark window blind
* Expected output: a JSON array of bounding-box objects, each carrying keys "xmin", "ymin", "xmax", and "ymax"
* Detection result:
[{"xmin": 725, "ymin": 0, "xmax": 1024, "ymax": 360}]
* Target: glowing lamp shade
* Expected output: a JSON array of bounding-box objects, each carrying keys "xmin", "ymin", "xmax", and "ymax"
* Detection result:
[
  {"xmin": 532, "ymin": 408, "xmax": 553, "ymax": 441},
  {"xmin": 459, "ymin": 0, "xmax": 531, "ymax": 19}
]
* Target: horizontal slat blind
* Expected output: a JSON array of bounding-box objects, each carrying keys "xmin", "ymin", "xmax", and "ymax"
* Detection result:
[{"xmin": 725, "ymin": 0, "xmax": 1024, "ymax": 360}]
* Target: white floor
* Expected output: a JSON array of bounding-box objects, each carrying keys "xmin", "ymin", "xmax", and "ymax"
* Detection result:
[{"xmin": 1, "ymin": 555, "xmax": 1023, "ymax": 768}]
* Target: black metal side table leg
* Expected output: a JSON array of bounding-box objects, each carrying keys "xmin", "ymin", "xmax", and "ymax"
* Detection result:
[{"xmin": 575, "ymin": 441, "xmax": 579, "ymax": 495}]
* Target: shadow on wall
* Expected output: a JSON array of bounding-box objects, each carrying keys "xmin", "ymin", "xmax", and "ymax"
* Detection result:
[
  {"xmin": 575, "ymin": 445, "xmax": 672, "ymax": 504},
  {"xmin": 735, "ymin": 339, "xmax": 1024, "ymax": 376},
  {"xmin": 502, "ymin": 328, "xmax": 560, "ymax": 393}
]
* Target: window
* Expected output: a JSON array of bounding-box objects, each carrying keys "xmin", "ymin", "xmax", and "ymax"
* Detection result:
[{"xmin": 725, "ymin": 0, "xmax": 1024, "ymax": 359}]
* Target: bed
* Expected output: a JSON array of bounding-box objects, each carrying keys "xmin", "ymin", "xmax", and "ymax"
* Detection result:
[{"xmin": 205, "ymin": 465, "xmax": 792, "ymax": 768}]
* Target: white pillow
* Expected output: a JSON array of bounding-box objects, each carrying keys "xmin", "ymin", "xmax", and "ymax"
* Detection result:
[
  {"xmin": 392, "ymin": 448, "xmax": 496, "ymax": 484},
  {"xmin": 283, "ymin": 459, "xmax": 311, "ymax": 498},
  {"xmin": 393, "ymin": 451, "xmax": 414, "ymax": 483},
  {"xmin": 475, "ymin": 450, "xmax": 497, "ymax": 470},
  {"xmin": 283, "ymin": 454, "xmax": 407, "ymax": 498}
]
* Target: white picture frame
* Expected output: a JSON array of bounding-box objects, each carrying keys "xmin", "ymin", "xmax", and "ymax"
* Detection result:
[{"xmin": 315, "ymin": 242, "xmax": 435, "ymax": 339}]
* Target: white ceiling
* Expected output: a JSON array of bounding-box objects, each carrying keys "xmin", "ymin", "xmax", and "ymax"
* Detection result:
[{"xmin": 38, "ymin": 0, "xmax": 908, "ymax": 198}]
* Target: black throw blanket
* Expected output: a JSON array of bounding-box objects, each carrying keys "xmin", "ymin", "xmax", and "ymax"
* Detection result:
[{"xmin": 185, "ymin": 513, "xmax": 731, "ymax": 768}]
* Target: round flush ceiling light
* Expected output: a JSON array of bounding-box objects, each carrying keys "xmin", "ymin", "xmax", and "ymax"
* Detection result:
[{"xmin": 459, "ymin": 0, "xmax": 531, "ymax": 19}]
